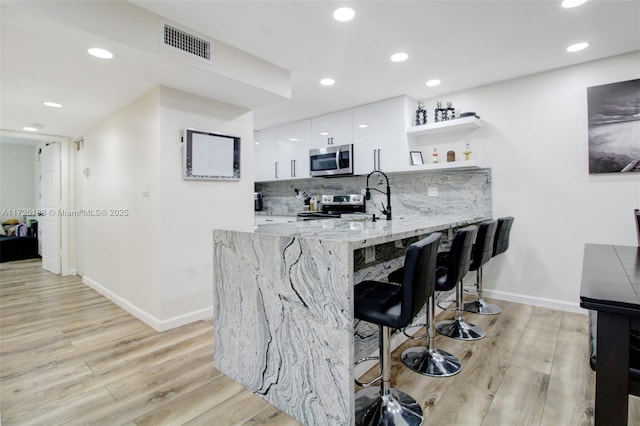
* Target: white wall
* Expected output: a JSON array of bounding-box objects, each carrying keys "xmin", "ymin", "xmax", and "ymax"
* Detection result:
[
  {"xmin": 155, "ymin": 86, "xmax": 254, "ymax": 323},
  {"xmin": 0, "ymin": 143, "xmax": 37, "ymax": 222},
  {"xmin": 418, "ymin": 52, "xmax": 640, "ymax": 311},
  {"xmin": 79, "ymin": 86, "xmax": 253, "ymax": 330}
]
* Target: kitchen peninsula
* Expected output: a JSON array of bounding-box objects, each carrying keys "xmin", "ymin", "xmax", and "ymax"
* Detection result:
[{"xmin": 212, "ymin": 213, "xmax": 489, "ymax": 425}]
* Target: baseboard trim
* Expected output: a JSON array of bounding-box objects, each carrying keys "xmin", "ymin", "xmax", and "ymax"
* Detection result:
[
  {"xmin": 482, "ymin": 289, "xmax": 587, "ymax": 315},
  {"xmin": 82, "ymin": 275, "xmax": 213, "ymax": 332}
]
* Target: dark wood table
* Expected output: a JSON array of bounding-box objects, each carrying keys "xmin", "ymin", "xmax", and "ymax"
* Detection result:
[{"xmin": 580, "ymin": 244, "xmax": 640, "ymax": 425}]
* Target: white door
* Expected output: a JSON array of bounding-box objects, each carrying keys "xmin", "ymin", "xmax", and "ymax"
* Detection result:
[{"xmin": 40, "ymin": 142, "xmax": 61, "ymax": 274}]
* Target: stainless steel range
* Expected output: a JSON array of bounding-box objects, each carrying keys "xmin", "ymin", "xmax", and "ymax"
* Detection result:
[{"xmin": 297, "ymin": 194, "xmax": 366, "ymax": 220}]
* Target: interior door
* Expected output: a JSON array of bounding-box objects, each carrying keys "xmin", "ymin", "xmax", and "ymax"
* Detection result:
[{"xmin": 39, "ymin": 142, "xmax": 61, "ymax": 274}]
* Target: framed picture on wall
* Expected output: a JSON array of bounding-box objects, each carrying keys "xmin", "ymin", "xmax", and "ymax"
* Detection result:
[
  {"xmin": 587, "ymin": 78, "xmax": 640, "ymax": 174},
  {"xmin": 410, "ymin": 151, "xmax": 424, "ymax": 165},
  {"xmin": 183, "ymin": 128, "xmax": 241, "ymax": 180}
]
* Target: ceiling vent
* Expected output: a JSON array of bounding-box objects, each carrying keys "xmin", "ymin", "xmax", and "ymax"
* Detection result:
[{"xmin": 163, "ymin": 24, "xmax": 211, "ymax": 62}]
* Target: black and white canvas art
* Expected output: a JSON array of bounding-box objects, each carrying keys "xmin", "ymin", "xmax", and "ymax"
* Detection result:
[{"xmin": 587, "ymin": 78, "xmax": 640, "ymax": 174}]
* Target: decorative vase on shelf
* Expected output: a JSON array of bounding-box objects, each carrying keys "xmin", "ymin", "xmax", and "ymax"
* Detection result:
[
  {"xmin": 434, "ymin": 101, "xmax": 443, "ymax": 123},
  {"xmin": 415, "ymin": 102, "xmax": 427, "ymax": 126},
  {"xmin": 447, "ymin": 150, "xmax": 456, "ymax": 162},
  {"xmin": 432, "ymin": 148, "xmax": 439, "ymax": 163},
  {"xmin": 446, "ymin": 101, "xmax": 456, "ymax": 120}
]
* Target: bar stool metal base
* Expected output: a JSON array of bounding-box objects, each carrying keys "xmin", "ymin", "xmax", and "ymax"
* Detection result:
[
  {"xmin": 401, "ymin": 347, "xmax": 462, "ymax": 377},
  {"xmin": 436, "ymin": 318, "xmax": 485, "ymax": 341},
  {"xmin": 464, "ymin": 299, "xmax": 502, "ymax": 315},
  {"xmin": 354, "ymin": 387, "xmax": 424, "ymax": 426}
]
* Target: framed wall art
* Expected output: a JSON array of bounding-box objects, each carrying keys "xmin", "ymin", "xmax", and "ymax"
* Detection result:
[
  {"xmin": 587, "ymin": 78, "xmax": 640, "ymax": 174},
  {"xmin": 183, "ymin": 128, "xmax": 241, "ymax": 180},
  {"xmin": 410, "ymin": 151, "xmax": 424, "ymax": 165}
]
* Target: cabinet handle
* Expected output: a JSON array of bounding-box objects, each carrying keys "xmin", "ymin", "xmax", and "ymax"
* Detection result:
[
  {"xmin": 377, "ymin": 149, "xmax": 381, "ymax": 170},
  {"xmin": 291, "ymin": 159, "xmax": 296, "ymax": 177},
  {"xmin": 373, "ymin": 149, "xmax": 377, "ymax": 171},
  {"xmin": 275, "ymin": 161, "xmax": 279, "ymax": 179}
]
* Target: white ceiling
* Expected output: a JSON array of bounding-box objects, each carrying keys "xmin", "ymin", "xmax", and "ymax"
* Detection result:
[{"xmin": 1, "ymin": 0, "xmax": 639, "ymax": 142}]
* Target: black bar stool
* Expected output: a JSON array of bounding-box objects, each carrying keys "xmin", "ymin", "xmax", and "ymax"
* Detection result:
[
  {"xmin": 463, "ymin": 220, "xmax": 499, "ymax": 315},
  {"xmin": 353, "ymin": 233, "xmax": 441, "ymax": 426},
  {"xmin": 387, "ymin": 241, "xmax": 462, "ymax": 377},
  {"xmin": 465, "ymin": 216, "xmax": 514, "ymax": 315},
  {"xmin": 434, "ymin": 225, "xmax": 484, "ymax": 341}
]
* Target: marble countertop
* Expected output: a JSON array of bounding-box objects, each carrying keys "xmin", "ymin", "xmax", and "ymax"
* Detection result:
[{"xmin": 254, "ymin": 214, "xmax": 489, "ymax": 249}]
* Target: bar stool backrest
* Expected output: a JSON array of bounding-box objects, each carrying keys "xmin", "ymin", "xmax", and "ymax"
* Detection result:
[
  {"xmin": 439, "ymin": 226, "xmax": 477, "ymax": 291},
  {"xmin": 400, "ymin": 232, "xmax": 441, "ymax": 325},
  {"xmin": 470, "ymin": 220, "xmax": 498, "ymax": 271},
  {"xmin": 493, "ymin": 216, "xmax": 515, "ymax": 257}
]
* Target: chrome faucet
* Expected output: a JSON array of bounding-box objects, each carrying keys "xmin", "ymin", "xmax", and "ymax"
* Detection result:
[{"xmin": 365, "ymin": 170, "xmax": 392, "ymax": 220}]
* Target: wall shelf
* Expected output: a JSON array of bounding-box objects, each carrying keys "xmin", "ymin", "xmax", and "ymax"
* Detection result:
[
  {"xmin": 405, "ymin": 160, "xmax": 481, "ymax": 173},
  {"xmin": 406, "ymin": 116, "xmax": 482, "ymax": 136}
]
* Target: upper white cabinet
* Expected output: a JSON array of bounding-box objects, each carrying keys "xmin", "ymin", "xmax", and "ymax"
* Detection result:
[
  {"xmin": 254, "ymin": 119, "xmax": 311, "ymax": 182},
  {"xmin": 353, "ymin": 96, "xmax": 412, "ymax": 175},
  {"xmin": 311, "ymin": 109, "xmax": 353, "ymax": 148},
  {"xmin": 279, "ymin": 119, "xmax": 311, "ymax": 179},
  {"xmin": 254, "ymin": 127, "xmax": 278, "ymax": 182}
]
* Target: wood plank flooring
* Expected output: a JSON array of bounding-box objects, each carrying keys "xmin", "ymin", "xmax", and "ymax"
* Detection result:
[{"xmin": 1, "ymin": 259, "xmax": 638, "ymax": 425}]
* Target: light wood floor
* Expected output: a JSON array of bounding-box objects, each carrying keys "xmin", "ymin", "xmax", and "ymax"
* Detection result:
[{"xmin": 1, "ymin": 259, "xmax": 638, "ymax": 425}]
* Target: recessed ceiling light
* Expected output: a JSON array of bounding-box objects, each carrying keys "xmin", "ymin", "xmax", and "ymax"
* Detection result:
[
  {"xmin": 562, "ymin": 0, "xmax": 588, "ymax": 8},
  {"xmin": 23, "ymin": 127, "xmax": 38, "ymax": 132},
  {"xmin": 290, "ymin": 138, "xmax": 299, "ymax": 141},
  {"xmin": 358, "ymin": 124, "xmax": 368, "ymax": 128},
  {"xmin": 88, "ymin": 47, "xmax": 114, "ymax": 59},
  {"xmin": 320, "ymin": 78, "xmax": 335, "ymax": 86},
  {"xmin": 426, "ymin": 79, "xmax": 441, "ymax": 87},
  {"xmin": 390, "ymin": 53, "xmax": 408, "ymax": 62},
  {"xmin": 320, "ymin": 132, "xmax": 329, "ymax": 136},
  {"xmin": 254, "ymin": 142, "xmax": 260, "ymax": 145},
  {"xmin": 43, "ymin": 101, "xmax": 63, "ymax": 108},
  {"xmin": 567, "ymin": 42, "xmax": 589, "ymax": 52},
  {"xmin": 333, "ymin": 7, "xmax": 355, "ymax": 22}
]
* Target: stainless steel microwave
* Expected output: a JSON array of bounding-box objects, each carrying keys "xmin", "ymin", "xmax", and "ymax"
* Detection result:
[{"xmin": 309, "ymin": 144, "xmax": 354, "ymax": 177}]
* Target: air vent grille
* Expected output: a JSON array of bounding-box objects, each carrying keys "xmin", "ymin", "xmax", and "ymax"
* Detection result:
[{"xmin": 163, "ymin": 24, "xmax": 211, "ymax": 61}]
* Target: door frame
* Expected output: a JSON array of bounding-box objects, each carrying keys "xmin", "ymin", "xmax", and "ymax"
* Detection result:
[{"xmin": 1, "ymin": 130, "xmax": 74, "ymax": 275}]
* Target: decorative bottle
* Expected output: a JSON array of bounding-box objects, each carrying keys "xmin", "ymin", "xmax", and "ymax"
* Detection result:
[
  {"xmin": 415, "ymin": 101, "xmax": 427, "ymax": 125},
  {"xmin": 463, "ymin": 142, "xmax": 471, "ymax": 161},
  {"xmin": 432, "ymin": 148, "xmax": 439, "ymax": 163}
]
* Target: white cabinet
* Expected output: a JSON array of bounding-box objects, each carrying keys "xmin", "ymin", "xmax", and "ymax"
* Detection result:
[
  {"xmin": 353, "ymin": 96, "xmax": 411, "ymax": 175},
  {"xmin": 254, "ymin": 120, "xmax": 311, "ymax": 182},
  {"xmin": 279, "ymin": 120, "xmax": 311, "ymax": 179},
  {"xmin": 254, "ymin": 128, "xmax": 278, "ymax": 182},
  {"xmin": 254, "ymin": 128, "xmax": 277, "ymax": 182},
  {"xmin": 311, "ymin": 109, "xmax": 353, "ymax": 148}
]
